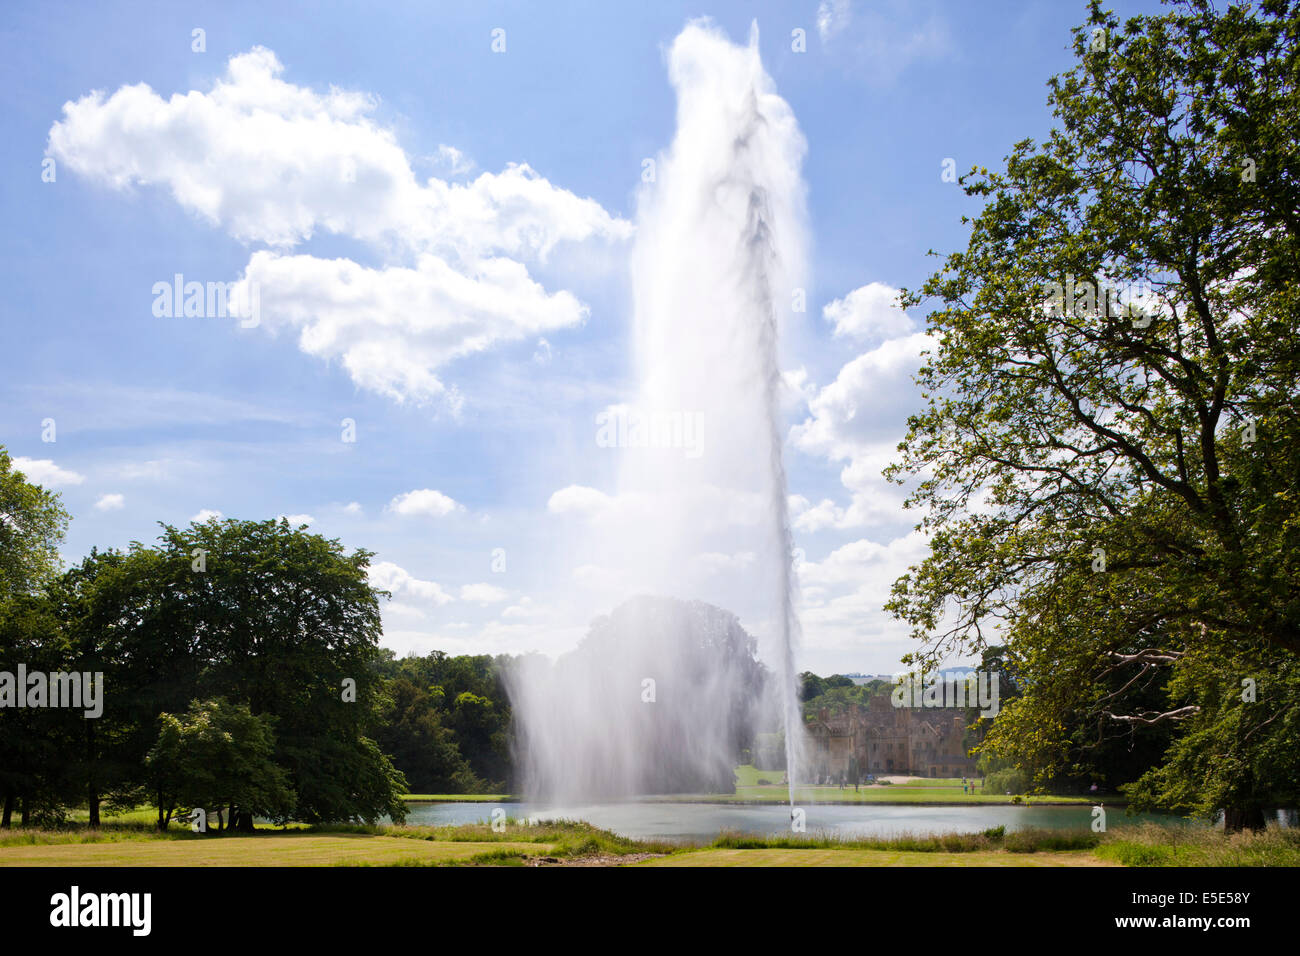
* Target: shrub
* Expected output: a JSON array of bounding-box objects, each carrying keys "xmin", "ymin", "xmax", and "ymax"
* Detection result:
[{"xmin": 985, "ymin": 768, "xmax": 1029, "ymax": 795}]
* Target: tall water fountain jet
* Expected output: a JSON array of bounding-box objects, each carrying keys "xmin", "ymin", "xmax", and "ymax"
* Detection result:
[{"xmin": 509, "ymin": 20, "xmax": 807, "ymax": 806}]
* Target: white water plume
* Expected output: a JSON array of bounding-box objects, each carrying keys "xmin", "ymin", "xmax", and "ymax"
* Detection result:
[{"xmin": 509, "ymin": 20, "xmax": 808, "ymax": 806}]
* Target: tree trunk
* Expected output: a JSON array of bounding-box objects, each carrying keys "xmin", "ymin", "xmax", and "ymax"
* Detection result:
[
  {"xmin": 19, "ymin": 795, "xmax": 29, "ymax": 827},
  {"xmin": 235, "ymin": 809, "xmax": 256, "ymax": 832},
  {"xmin": 86, "ymin": 720, "xmax": 99, "ymax": 828},
  {"xmin": 1, "ymin": 791, "xmax": 12, "ymax": 828}
]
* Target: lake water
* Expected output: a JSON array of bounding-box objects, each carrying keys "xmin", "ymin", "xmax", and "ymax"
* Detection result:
[{"xmin": 401, "ymin": 800, "xmax": 1196, "ymax": 842}]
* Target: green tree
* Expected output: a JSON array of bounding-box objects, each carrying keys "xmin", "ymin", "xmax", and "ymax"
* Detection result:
[
  {"xmin": 146, "ymin": 698, "xmax": 295, "ymax": 831},
  {"xmin": 376, "ymin": 677, "xmax": 482, "ymax": 794},
  {"xmin": 0, "ymin": 593, "xmax": 81, "ymax": 827},
  {"xmin": 0, "ymin": 448, "xmax": 72, "ymax": 825},
  {"xmin": 48, "ymin": 546, "xmax": 200, "ymax": 826},
  {"xmin": 799, "ymin": 672, "xmax": 829, "ymax": 702},
  {"xmin": 153, "ymin": 517, "xmax": 407, "ymax": 825},
  {"xmin": 887, "ymin": 0, "xmax": 1300, "ymax": 828},
  {"xmin": 0, "ymin": 447, "xmax": 69, "ymax": 602}
]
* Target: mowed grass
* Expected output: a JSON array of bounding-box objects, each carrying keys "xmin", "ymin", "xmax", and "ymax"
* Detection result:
[
  {"xmin": 707, "ymin": 787, "xmax": 1091, "ymax": 805},
  {"xmin": 0, "ymin": 832, "xmax": 544, "ymax": 867},
  {"xmin": 722, "ymin": 766, "xmax": 1095, "ymax": 804},
  {"xmin": 0, "ymin": 819, "xmax": 668, "ymax": 867}
]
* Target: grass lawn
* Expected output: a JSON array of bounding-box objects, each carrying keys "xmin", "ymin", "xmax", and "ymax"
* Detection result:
[
  {"xmin": 694, "ymin": 787, "xmax": 1093, "ymax": 805},
  {"xmin": 723, "ymin": 766, "xmax": 1100, "ymax": 805},
  {"xmin": 3, "ymin": 819, "xmax": 1293, "ymax": 866},
  {"xmin": 0, "ymin": 832, "xmax": 545, "ymax": 867},
  {"xmin": 639, "ymin": 847, "xmax": 1115, "ymax": 867}
]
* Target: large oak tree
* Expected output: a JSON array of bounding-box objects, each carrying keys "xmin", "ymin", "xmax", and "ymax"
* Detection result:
[{"xmin": 887, "ymin": 0, "xmax": 1299, "ymax": 827}]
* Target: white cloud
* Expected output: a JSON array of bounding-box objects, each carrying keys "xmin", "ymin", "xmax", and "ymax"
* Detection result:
[
  {"xmin": 791, "ymin": 496, "xmax": 844, "ymax": 532},
  {"xmin": 431, "ymin": 144, "xmax": 474, "ymax": 176},
  {"xmin": 546, "ymin": 484, "xmax": 612, "ymax": 517},
  {"xmin": 191, "ymin": 508, "xmax": 223, "ymax": 522},
  {"xmin": 234, "ymin": 250, "xmax": 587, "ymax": 405},
  {"xmin": 278, "ymin": 513, "xmax": 315, "ymax": 526},
  {"xmin": 459, "ymin": 583, "xmax": 509, "ymax": 604},
  {"xmin": 787, "ymin": 307, "xmax": 931, "ymax": 534},
  {"xmin": 11, "ymin": 458, "xmax": 85, "ymax": 487},
  {"xmin": 368, "ymin": 560, "xmax": 453, "ymax": 606},
  {"xmin": 46, "ymin": 46, "xmax": 631, "ymax": 407},
  {"xmin": 387, "ymin": 488, "xmax": 463, "ymax": 518},
  {"xmin": 501, "ymin": 598, "xmax": 547, "ymax": 620},
  {"xmin": 817, "ymin": 0, "xmax": 852, "ymax": 42},
  {"xmin": 799, "ymin": 531, "xmax": 929, "ymax": 589},
  {"xmin": 792, "ymin": 331, "xmax": 933, "ymax": 458},
  {"xmin": 822, "ymin": 282, "xmax": 914, "ymax": 341},
  {"xmin": 343, "ymin": 501, "xmax": 362, "ymax": 515},
  {"xmin": 94, "ymin": 493, "xmax": 125, "ymax": 511}
]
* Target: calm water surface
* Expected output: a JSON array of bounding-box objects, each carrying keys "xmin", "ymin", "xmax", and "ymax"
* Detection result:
[{"xmin": 400, "ymin": 800, "xmax": 1197, "ymax": 842}]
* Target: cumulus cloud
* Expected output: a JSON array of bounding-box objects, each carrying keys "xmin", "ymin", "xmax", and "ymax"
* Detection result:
[
  {"xmin": 368, "ymin": 560, "xmax": 453, "ymax": 606},
  {"xmin": 822, "ymin": 282, "xmax": 914, "ymax": 341},
  {"xmin": 791, "ymin": 529, "xmax": 934, "ymax": 666},
  {"xmin": 94, "ymin": 493, "xmax": 125, "ymax": 511},
  {"xmin": 191, "ymin": 508, "xmax": 223, "ymax": 522},
  {"xmin": 792, "ymin": 331, "xmax": 933, "ymax": 459},
  {"xmin": 46, "ymin": 46, "xmax": 631, "ymax": 407},
  {"xmin": 546, "ymin": 484, "xmax": 612, "ymax": 517},
  {"xmin": 278, "ymin": 513, "xmax": 315, "ymax": 526},
  {"xmin": 387, "ymin": 488, "xmax": 462, "ymax": 518},
  {"xmin": 787, "ymin": 284, "xmax": 932, "ymax": 537},
  {"xmin": 798, "ymin": 531, "xmax": 929, "ymax": 590},
  {"xmin": 234, "ymin": 250, "xmax": 587, "ymax": 405},
  {"xmin": 11, "ymin": 458, "xmax": 85, "ymax": 487},
  {"xmin": 431, "ymin": 144, "xmax": 474, "ymax": 177}
]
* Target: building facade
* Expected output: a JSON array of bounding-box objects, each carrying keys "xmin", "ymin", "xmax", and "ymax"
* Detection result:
[{"xmin": 805, "ymin": 694, "xmax": 977, "ymax": 780}]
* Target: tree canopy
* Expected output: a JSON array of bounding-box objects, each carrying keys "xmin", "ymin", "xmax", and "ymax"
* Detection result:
[{"xmin": 887, "ymin": 0, "xmax": 1300, "ymax": 827}]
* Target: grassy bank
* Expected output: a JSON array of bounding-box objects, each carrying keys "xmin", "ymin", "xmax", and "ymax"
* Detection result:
[
  {"xmin": 3, "ymin": 817, "xmax": 1295, "ymax": 867},
  {"xmin": 0, "ymin": 819, "xmax": 669, "ymax": 867},
  {"xmin": 401, "ymin": 794, "xmax": 516, "ymax": 803},
  {"xmin": 693, "ymin": 788, "xmax": 1096, "ymax": 806},
  {"xmin": 639, "ymin": 847, "xmax": 1111, "ymax": 867}
]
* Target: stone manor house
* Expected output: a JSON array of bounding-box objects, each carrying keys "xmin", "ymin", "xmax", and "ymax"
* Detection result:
[{"xmin": 806, "ymin": 694, "xmax": 978, "ymax": 780}]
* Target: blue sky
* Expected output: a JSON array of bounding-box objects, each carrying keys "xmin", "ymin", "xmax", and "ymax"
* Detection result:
[{"xmin": 0, "ymin": 0, "xmax": 1165, "ymax": 674}]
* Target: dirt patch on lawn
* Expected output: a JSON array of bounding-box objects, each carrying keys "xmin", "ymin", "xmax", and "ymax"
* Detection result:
[{"xmin": 524, "ymin": 852, "xmax": 667, "ymax": 866}]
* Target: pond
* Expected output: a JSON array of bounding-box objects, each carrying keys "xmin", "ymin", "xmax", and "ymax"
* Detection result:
[{"xmin": 400, "ymin": 800, "xmax": 1200, "ymax": 842}]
